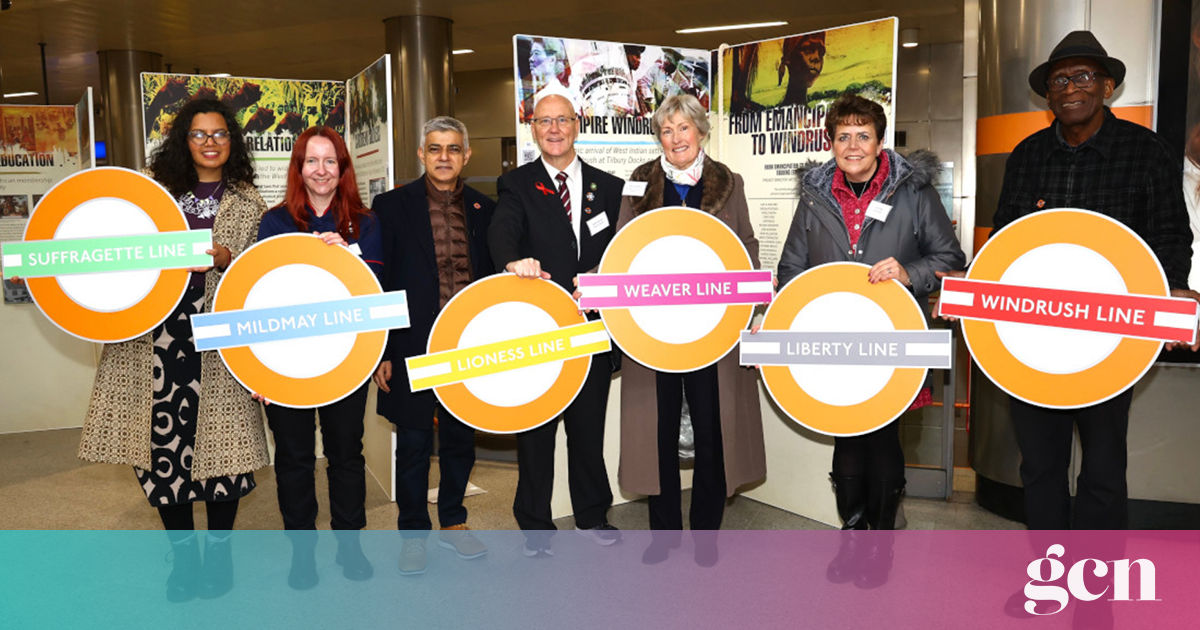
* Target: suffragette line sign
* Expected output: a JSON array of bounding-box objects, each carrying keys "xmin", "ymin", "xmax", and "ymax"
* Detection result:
[
  {"xmin": 2, "ymin": 230, "xmax": 212, "ymax": 277},
  {"xmin": 407, "ymin": 320, "xmax": 609, "ymax": 391},
  {"xmin": 7, "ymin": 168, "xmax": 201, "ymax": 343}
]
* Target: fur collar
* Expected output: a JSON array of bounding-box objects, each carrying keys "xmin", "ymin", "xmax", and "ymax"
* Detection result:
[
  {"xmin": 798, "ymin": 148, "xmax": 940, "ymax": 208},
  {"xmin": 628, "ymin": 155, "xmax": 734, "ymax": 216}
]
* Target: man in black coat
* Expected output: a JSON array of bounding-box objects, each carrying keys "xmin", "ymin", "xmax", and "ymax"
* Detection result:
[
  {"xmin": 489, "ymin": 91, "xmax": 624, "ymax": 556},
  {"xmin": 373, "ymin": 116, "xmax": 495, "ymax": 574}
]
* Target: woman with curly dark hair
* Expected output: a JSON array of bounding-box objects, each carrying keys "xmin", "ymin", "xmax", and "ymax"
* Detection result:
[{"xmin": 76, "ymin": 98, "xmax": 270, "ymax": 602}]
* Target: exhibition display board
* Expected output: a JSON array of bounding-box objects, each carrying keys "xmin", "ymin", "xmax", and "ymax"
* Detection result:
[
  {"xmin": 747, "ymin": 262, "xmax": 951, "ymax": 436},
  {"xmin": 939, "ymin": 209, "xmax": 1200, "ymax": 408},
  {"xmin": 512, "ymin": 34, "xmax": 710, "ymax": 178},
  {"xmin": 407, "ymin": 274, "xmax": 610, "ymax": 433},
  {"xmin": 1, "ymin": 168, "xmax": 210, "ymax": 342},
  {"xmin": 195, "ymin": 233, "xmax": 408, "ymax": 408},
  {"xmin": 580, "ymin": 207, "xmax": 771, "ymax": 372},
  {"xmin": 141, "ymin": 73, "xmax": 347, "ymax": 206},
  {"xmin": 0, "ymin": 89, "xmax": 95, "ymax": 304},
  {"xmin": 346, "ymin": 55, "xmax": 394, "ymax": 208},
  {"xmin": 716, "ymin": 18, "xmax": 898, "ymax": 272}
]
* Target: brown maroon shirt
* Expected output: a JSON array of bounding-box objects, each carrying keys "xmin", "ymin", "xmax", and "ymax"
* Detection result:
[{"xmin": 426, "ymin": 176, "xmax": 473, "ymax": 308}]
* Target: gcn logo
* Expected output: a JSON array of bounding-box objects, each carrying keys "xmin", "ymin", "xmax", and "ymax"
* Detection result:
[{"xmin": 1025, "ymin": 544, "xmax": 1159, "ymax": 615}]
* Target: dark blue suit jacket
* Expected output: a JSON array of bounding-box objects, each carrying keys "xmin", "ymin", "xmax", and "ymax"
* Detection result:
[{"xmin": 373, "ymin": 176, "xmax": 496, "ymax": 428}]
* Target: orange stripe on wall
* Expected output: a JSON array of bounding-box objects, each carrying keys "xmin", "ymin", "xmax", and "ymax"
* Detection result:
[{"xmin": 976, "ymin": 106, "xmax": 1154, "ymax": 156}]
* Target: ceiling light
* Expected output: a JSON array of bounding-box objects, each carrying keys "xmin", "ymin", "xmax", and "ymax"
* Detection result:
[
  {"xmin": 3, "ymin": 91, "xmax": 38, "ymax": 98},
  {"xmin": 452, "ymin": 49, "xmax": 474, "ymax": 55},
  {"xmin": 209, "ymin": 73, "xmax": 231, "ymax": 77},
  {"xmin": 676, "ymin": 21, "xmax": 788, "ymax": 34},
  {"xmin": 901, "ymin": 28, "xmax": 919, "ymax": 48}
]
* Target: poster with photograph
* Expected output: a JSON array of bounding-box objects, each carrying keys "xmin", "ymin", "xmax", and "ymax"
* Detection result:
[
  {"xmin": 0, "ymin": 103, "xmax": 87, "ymax": 304},
  {"xmin": 513, "ymin": 35, "xmax": 710, "ymax": 178},
  {"xmin": 347, "ymin": 56, "xmax": 393, "ymax": 208},
  {"xmin": 717, "ymin": 18, "xmax": 897, "ymax": 271},
  {"xmin": 141, "ymin": 73, "xmax": 346, "ymax": 206}
]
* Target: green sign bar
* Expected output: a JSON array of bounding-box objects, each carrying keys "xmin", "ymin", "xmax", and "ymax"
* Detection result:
[{"xmin": 1, "ymin": 229, "xmax": 214, "ymax": 278}]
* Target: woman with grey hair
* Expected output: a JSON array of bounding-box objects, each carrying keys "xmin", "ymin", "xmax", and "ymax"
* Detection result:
[{"xmin": 615, "ymin": 93, "xmax": 765, "ymax": 566}]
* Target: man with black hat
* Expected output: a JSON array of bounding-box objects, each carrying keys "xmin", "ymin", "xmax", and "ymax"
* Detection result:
[{"xmin": 991, "ymin": 31, "xmax": 1195, "ymax": 531}]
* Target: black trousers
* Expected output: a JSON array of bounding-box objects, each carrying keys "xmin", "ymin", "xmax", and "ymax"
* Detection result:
[
  {"xmin": 649, "ymin": 364, "xmax": 726, "ymax": 531},
  {"xmin": 395, "ymin": 407, "xmax": 476, "ymax": 536},
  {"xmin": 513, "ymin": 353, "xmax": 613, "ymax": 531},
  {"xmin": 1010, "ymin": 390, "xmax": 1132, "ymax": 530},
  {"xmin": 265, "ymin": 384, "xmax": 368, "ymax": 530},
  {"xmin": 831, "ymin": 420, "xmax": 905, "ymax": 481}
]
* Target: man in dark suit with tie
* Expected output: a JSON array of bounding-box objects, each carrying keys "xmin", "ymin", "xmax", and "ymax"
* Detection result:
[
  {"xmin": 489, "ymin": 90, "xmax": 624, "ymax": 556},
  {"xmin": 373, "ymin": 116, "xmax": 495, "ymax": 574}
]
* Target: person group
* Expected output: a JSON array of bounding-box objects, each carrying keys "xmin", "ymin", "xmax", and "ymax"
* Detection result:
[{"xmin": 64, "ymin": 29, "xmax": 1194, "ymax": 609}]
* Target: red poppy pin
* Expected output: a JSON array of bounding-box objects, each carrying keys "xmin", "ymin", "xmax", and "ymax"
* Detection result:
[
  {"xmin": 473, "ymin": 202, "xmax": 481, "ymax": 209},
  {"xmin": 1037, "ymin": 199, "xmax": 1045, "ymax": 208},
  {"xmin": 535, "ymin": 182, "xmax": 554, "ymax": 196}
]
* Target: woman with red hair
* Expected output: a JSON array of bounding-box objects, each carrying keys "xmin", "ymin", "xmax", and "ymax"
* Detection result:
[{"xmin": 257, "ymin": 126, "xmax": 382, "ymax": 589}]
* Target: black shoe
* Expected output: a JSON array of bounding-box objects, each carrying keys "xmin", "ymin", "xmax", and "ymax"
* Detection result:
[
  {"xmin": 335, "ymin": 534, "xmax": 374, "ymax": 581},
  {"xmin": 198, "ymin": 533, "xmax": 233, "ymax": 599},
  {"xmin": 165, "ymin": 534, "xmax": 200, "ymax": 603},
  {"xmin": 693, "ymin": 531, "xmax": 719, "ymax": 568},
  {"xmin": 826, "ymin": 530, "xmax": 863, "ymax": 584},
  {"xmin": 641, "ymin": 542, "xmax": 671, "ymax": 565},
  {"xmin": 287, "ymin": 539, "xmax": 318, "ymax": 590},
  {"xmin": 575, "ymin": 523, "xmax": 622, "ymax": 546},
  {"xmin": 522, "ymin": 533, "xmax": 553, "ymax": 558}
]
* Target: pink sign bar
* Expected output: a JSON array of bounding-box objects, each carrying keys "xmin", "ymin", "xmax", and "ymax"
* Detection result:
[
  {"xmin": 577, "ymin": 270, "xmax": 774, "ymax": 309},
  {"xmin": 939, "ymin": 277, "xmax": 1200, "ymax": 344}
]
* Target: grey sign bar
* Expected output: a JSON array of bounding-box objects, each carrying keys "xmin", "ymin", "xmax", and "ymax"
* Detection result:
[{"xmin": 739, "ymin": 330, "xmax": 952, "ymax": 368}]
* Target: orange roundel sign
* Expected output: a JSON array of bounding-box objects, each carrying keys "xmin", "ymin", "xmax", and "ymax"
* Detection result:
[
  {"xmin": 210, "ymin": 234, "xmax": 387, "ymax": 408},
  {"xmin": 756, "ymin": 262, "xmax": 937, "ymax": 436},
  {"xmin": 409, "ymin": 274, "xmax": 610, "ymax": 434},
  {"xmin": 596, "ymin": 207, "xmax": 760, "ymax": 372},
  {"xmin": 18, "ymin": 168, "xmax": 192, "ymax": 343},
  {"xmin": 950, "ymin": 209, "xmax": 1174, "ymax": 409}
]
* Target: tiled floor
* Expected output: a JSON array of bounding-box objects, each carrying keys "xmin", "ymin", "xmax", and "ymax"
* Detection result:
[{"xmin": 0, "ymin": 427, "xmax": 1023, "ymax": 530}]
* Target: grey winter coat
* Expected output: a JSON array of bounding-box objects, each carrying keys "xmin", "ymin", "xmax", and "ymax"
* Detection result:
[{"xmin": 777, "ymin": 149, "xmax": 965, "ymax": 294}]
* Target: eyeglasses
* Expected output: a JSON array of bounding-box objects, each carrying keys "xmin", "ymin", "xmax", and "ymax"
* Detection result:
[
  {"xmin": 187, "ymin": 129, "xmax": 231, "ymax": 145},
  {"xmin": 532, "ymin": 116, "xmax": 578, "ymax": 129},
  {"xmin": 1046, "ymin": 71, "xmax": 1107, "ymax": 92}
]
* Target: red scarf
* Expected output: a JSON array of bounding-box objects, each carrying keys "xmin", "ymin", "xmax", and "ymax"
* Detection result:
[{"xmin": 830, "ymin": 151, "xmax": 890, "ymax": 248}]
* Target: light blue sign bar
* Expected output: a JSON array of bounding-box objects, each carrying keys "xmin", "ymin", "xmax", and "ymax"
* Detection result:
[
  {"xmin": 740, "ymin": 330, "xmax": 952, "ymax": 368},
  {"xmin": 191, "ymin": 291, "xmax": 409, "ymax": 351}
]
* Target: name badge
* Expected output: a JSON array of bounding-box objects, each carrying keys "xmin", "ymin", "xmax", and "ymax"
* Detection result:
[
  {"xmin": 348, "ymin": 243, "xmax": 363, "ymax": 256},
  {"xmin": 587, "ymin": 212, "xmax": 610, "ymax": 236},
  {"xmin": 622, "ymin": 181, "xmax": 648, "ymax": 197},
  {"xmin": 865, "ymin": 200, "xmax": 892, "ymax": 222}
]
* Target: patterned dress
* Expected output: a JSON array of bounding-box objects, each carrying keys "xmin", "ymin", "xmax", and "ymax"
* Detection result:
[{"xmin": 134, "ymin": 181, "xmax": 255, "ymax": 505}]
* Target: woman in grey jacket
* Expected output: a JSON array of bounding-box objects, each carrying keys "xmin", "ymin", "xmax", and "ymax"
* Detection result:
[{"xmin": 777, "ymin": 93, "xmax": 965, "ymax": 587}]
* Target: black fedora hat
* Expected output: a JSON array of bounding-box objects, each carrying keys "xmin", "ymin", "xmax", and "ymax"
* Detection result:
[{"xmin": 1028, "ymin": 31, "xmax": 1125, "ymax": 97}]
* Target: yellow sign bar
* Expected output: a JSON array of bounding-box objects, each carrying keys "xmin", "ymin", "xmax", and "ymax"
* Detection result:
[{"xmin": 406, "ymin": 321, "xmax": 610, "ymax": 391}]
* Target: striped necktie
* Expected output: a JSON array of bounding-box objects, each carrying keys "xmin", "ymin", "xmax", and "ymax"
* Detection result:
[{"xmin": 555, "ymin": 171, "xmax": 571, "ymax": 223}]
